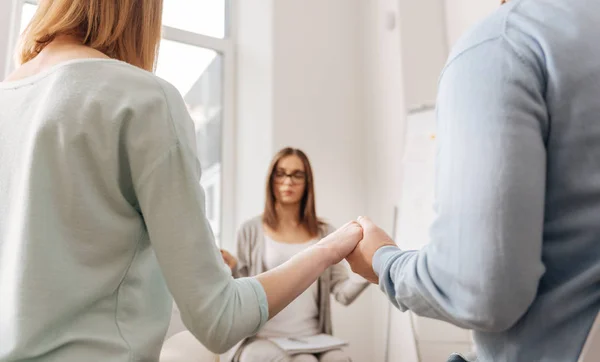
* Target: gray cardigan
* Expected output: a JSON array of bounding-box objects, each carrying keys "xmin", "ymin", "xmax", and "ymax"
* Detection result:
[{"xmin": 226, "ymin": 216, "xmax": 369, "ymax": 360}]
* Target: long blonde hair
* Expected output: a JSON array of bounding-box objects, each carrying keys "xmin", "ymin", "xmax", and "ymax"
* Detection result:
[{"xmin": 17, "ymin": 0, "xmax": 163, "ymax": 71}]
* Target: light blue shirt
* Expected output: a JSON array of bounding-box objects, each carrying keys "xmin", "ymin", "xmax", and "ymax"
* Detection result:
[
  {"xmin": 373, "ymin": 0, "xmax": 600, "ymax": 361},
  {"xmin": 0, "ymin": 59, "xmax": 268, "ymax": 361}
]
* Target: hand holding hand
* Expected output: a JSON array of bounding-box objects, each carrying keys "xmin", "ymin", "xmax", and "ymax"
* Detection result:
[
  {"xmin": 220, "ymin": 249, "xmax": 238, "ymax": 271},
  {"xmin": 346, "ymin": 216, "xmax": 397, "ymax": 284},
  {"xmin": 315, "ymin": 221, "xmax": 363, "ymax": 265}
]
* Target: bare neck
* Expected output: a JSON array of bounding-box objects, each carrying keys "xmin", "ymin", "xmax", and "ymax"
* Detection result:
[
  {"xmin": 264, "ymin": 203, "xmax": 315, "ymax": 243},
  {"xmin": 275, "ymin": 203, "xmax": 302, "ymax": 230},
  {"xmin": 4, "ymin": 35, "xmax": 109, "ymax": 82}
]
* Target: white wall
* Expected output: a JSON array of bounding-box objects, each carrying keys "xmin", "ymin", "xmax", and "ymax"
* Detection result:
[
  {"xmin": 362, "ymin": 0, "xmax": 419, "ymax": 361},
  {"xmin": 272, "ymin": 3, "xmax": 372, "ymax": 360},
  {"xmin": 272, "ymin": 0, "xmax": 366, "ymax": 229},
  {"xmin": 0, "ymin": 1, "xmax": 15, "ymax": 78},
  {"xmin": 234, "ymin": 0, "xmax": 275, "ymax": 237},
  {"xmin": 398, "ymin": 0, "xmax": 448, "ymax": 110},
  {"xmin": 236, "ymin": 0, "xmax": 369, "ymax": 230},
  {"xmin": 235, "ymin": 1, "xmax": 373, "ymax": 361}
]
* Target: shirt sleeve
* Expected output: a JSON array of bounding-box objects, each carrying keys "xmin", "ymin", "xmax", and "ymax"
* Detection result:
[
  {"xmin": 130, "ymin": 79, "xmax": 268, "ymax": 353},
  {"xmin": 372, "ymin": 35, "xmax": 548, "ymax": 333}
]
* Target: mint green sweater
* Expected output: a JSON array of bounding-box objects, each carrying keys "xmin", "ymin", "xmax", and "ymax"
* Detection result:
[{"xmin": 0, "ymin": 59, "xmax": 268, "ymax": 361}]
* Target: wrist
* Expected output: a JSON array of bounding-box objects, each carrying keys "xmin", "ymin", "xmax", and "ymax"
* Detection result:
[
  {"xmin": 311, "ymin": 244, "xmax": 338, "ymax": 269},
  {"xmin": 372, "ymin": 245, "xmax": 400, "ymax": 276}
]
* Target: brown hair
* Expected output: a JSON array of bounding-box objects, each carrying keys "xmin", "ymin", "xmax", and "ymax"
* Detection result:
[
  {"xmin": 17, "ymin": 0, "xmax": 163, "ymax": 71},
  {"xmin": 263, "ymin": 148, "xmax": 322, "ymax": 237}
]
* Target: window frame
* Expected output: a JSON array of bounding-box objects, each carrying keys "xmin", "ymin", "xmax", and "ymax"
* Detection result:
[
  {"xmin": 3, "ymin": 0, "xmax": 36, "ymax": 76},
  {"xmin": 3, "ymin": 0, "xmax": 238, "ymax": 248}
]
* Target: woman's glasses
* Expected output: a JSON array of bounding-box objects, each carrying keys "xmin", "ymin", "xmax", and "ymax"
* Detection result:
[{"xmin": 273, "ymin": 170, "xmax": 306, "ymax": 185}]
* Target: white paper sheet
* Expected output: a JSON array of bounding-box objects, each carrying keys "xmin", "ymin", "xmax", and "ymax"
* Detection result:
[{"xmin": 269, "ymin": 334, "xmax": 348, "ymax": 355}]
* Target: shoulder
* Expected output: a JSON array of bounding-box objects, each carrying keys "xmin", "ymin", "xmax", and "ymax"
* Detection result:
[
  {"xmin": 444, "ymin": 5, "xmax": 509, "ymax": 72},
  {"xmin": 55, "ymin": 59, "xmax": 195, "ymax": 150},
  {"xmin": 452, "ymin": 11, "xmax": 503, "ymax": 51},
  {"xmin": 237, "ymin": 216, "xmax": 264, "ymax": 240},
  {"xmin": 444, "ymin": 0, "xmax": 546, "ymax": 77},
  {"xmin": 318, "ymin": 221, "xmax": 336, "ymax": 238},
  {"xmin": 52, "ymin": 59, "xmax": 186, "ymax": 119},
  {"xmin": 54, "ymin": 60, "xmax": 169, "ymax": 95}
]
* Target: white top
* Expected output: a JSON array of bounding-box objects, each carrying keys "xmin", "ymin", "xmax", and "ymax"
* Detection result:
[
  {"xmin": 258, "ymin": 236, "xmax": 320, "ymax": 338},
  {"xmin": 0, "ymin": 59, "xmax": 268, "ymax": 362}
]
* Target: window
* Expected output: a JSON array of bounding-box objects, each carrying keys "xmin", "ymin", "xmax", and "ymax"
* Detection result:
[
  {"xmin": 19, "ymin": 2, "xmax": 36, "ymax": 34},
  {"xmin": 6, "ymin": 0, "xmax": 235, "ymax": 246},
  {"xmin": 157, "ymin": 2, "xmax": 234, "ymax": 247},
  {"xmin": 3, "ymin": 0, "xmax": 38, "ymax": 75},
  {"xmin": 162, "ymin": 0, "xmax": 227, "ymax": 39},
  {"xmin": 156, "ymin": 43, "xmax": 224, "ymax": 242}
]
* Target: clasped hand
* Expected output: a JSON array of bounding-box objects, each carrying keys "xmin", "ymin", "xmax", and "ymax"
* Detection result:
[
  {"xmin": 345, "ymin": 217, "xmax": 397, "ymax": 284},
  {"xmin": 307, "ymin": 217, "xmax": 397, "ymax": 284},
  {"xmin": 221, "ymin": 217, "xmax": 396, "ymax": 285}
]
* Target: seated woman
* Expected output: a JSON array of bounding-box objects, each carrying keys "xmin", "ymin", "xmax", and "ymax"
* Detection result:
[{"xmin": 221, "ymin": 148, "xmax": 369, "ymax": 362}]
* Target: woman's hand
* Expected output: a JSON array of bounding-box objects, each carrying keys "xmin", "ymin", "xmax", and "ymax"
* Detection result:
[
  {"xmin": 220, "ymin": 249, "xmax": 238, "ymax": 271},
  {"xmin": 346, "ymin": 216, "xmax": 397, "ymax": 283},
  {"xmin": 315, "ymin": 221, "xmax": 364, "ymax": 265}
]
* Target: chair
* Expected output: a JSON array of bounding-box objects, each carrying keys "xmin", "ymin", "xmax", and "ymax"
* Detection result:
[
  {"xmin": 160, "ymin": 331, "xmax": 220, "ymax": 362},
  {"xmin": 161, "ymin": 303, "xmax": 220, "ymax": 362}
]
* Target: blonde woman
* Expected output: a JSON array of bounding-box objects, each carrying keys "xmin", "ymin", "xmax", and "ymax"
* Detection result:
[{"xmin": 0, "ymin": 1, "xmax": 362, "ymax": 361}]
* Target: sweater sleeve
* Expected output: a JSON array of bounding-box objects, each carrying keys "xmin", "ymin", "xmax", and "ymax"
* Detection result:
[
  {"xmin": 372, "ymin": 36, "xmax": 547, "ymax": 333},
  {"xmin": 131, "ymin": 80, "xmax": 269, "ymax": 353}
]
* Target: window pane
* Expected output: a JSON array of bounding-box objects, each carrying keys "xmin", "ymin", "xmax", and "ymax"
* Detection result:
[
  {"xmin": 155, "ymin": 40, "xmax": 223, "ymax": 244},
  {"xmin": 162, "ymin": 0, "xmax": 226, "ymax": 38},
  {"xmin": 20, "ymin": 3, "xmax": 37, "ymax": 33}
]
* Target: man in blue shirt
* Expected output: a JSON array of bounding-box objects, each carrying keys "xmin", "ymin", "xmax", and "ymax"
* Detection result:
[{"xmin": 347, "ymin": 0, "xmax": 600, "ymax": 361}]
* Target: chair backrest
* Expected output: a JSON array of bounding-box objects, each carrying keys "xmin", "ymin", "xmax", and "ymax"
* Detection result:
[
  {"xmin": 160, "ymin": 331, "xmax": 219, "ymax": 362},
  {"xmin": 578, "ymin": 311, "xmax": 600, "ymax": 362}
]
